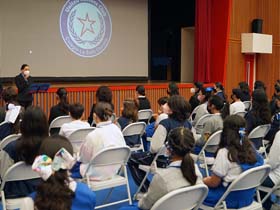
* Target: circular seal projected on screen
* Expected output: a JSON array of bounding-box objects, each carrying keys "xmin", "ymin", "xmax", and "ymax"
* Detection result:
[{"xmin": 60, "ymin": 0, "xmax": 112, "ymax": 58}]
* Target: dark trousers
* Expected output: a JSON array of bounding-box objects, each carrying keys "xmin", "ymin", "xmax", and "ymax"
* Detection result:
[{"xmin": 260, "ymin": 176, "xmax": 275, "ymax": 210}]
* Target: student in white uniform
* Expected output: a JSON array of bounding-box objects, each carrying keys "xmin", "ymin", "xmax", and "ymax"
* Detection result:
[
  {"xmin": 229, "ymin": 88, "xmax": 245, "ymax": 115},
  {"xmin": 59, "ymin": 103, "xmax": 90, "ymax": 138}
]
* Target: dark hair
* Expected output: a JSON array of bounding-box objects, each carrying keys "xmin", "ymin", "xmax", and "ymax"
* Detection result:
[
  {"xmin": 157, "ymin": 96, "xmax": 169, "ymax": 106},
  {"xmin": 167, "ymin": 127, "xmax": 197, "ymax": 185},
  {"xmin": 251, "ymin": 89, "xmax": 271, "ymax": 124},
  {"xmin": 199, "ymin": 88, "xmax": 212, "ymax": 103},
  {"xmin": 16, "ymin": 106, "xmax": 49, "ymax": 164},
  {"xmin": 238, "ymin": 81, "xmax": 250, "ymax": 93},
  {"xmin": 136, "ymin": 85, "xmax": 146, "ymax": 96},
  {"xmin": 2, "ymin": 87, "xmax": 18, "ymax": 104},
  {"xmin": 96, "ymin": 86, "xmax": 113, "ymax": 103},
  {"xmin": 35, "ymin": 135, "xmax": 74, "ymax": 210},
  {"xmin": 215, "ymin": 82, "xmax": 224, "ymax": 91},
  {"xmin": 167, "ymin": 82, "xmax": 179, "ymax": 96},
  {"xmin": 232, "ymin": 88, "xmax": 243, "ymax": 99},
  {"xmin": 218, "ymin": 115, "xmax": 257, "ymax": 164},
  {"xmin": 254, "ymin": 80, "xmax": 266, "ymax": 91},
  {"xmin": 121, "ymin": 99, "xmax": 138, "ymax": 122},
  {"xmin": 194, "ymin": 82, "xmax": 203, "ymax": 92},
  {"xmin": 20, "ymin": 64, "xmax": 29, "ymax": 70},
  {"xmin": 56, "ymin": 88, "xmax": 69, "ymax": 114},
  {"xmin": 94, "ymin": 102, "xmax": 113, "ymax": 121},
  {"xmin": 168, "ymin": 95, "xmax": 191, "ymax": 122},
  {"xmin": 69, "ymin": 103, "xmax": 84, "ymax": 120},
  {"xmin": 208, "ymin": 95, "xmax": 229, "ymax": 119}
]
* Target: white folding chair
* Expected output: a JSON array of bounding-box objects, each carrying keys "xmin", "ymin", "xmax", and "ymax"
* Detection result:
[
  {"xmin": 194, "ymin": 114, "xmax": 213, "ymax": 134},
  {"xmin": 248, "ymin": 124, "xmax": 271, "ymax": 158},
  {"xmin": 200, "ymin": 164, "xmax": 271, "ymax": 210},
  {"xmin": 134, "ymin": 144, "xmax": 167, "ymax": 200},
  {"xmin": 68, "ymin": 127, "xmax": 95, "ymax": 156},
  {"xmin": 1, "ymin": 161, "xmax": 40, "ymax": 210},
  {"xmin": 233, "ymin": 111, "xmax": 247, "ymax": 117},
  {"xmin": 189, "ymin": 105, "xmax": 200, "ymax": 123},
  {"xmin": 243, "ymin": 101, "xmax": 252, "ymax": 111},
  {"xmin": 138, "ymin": 109, "xmax": 153, "ymax": 123},
  {"xmin": 49, "ymin": 115, "xmax": 72, "ymax": 133},
  {"xmin": 122, "ymin": 122, "xmax": 146, "ymax": 152},
  {"xmin": 0, "ymin": 134, "xmax": 21, "ymax": 150},
  {"xmin": 84, "ymin": 146, "xmax": 132, "ymax": 209},
  {"xmin": 151, "ymin": 184, "xmax": 209, "ymax": 210},
  {"xmin": 197, "ymin": 130, "xmax": 222, "ymax": 177}
]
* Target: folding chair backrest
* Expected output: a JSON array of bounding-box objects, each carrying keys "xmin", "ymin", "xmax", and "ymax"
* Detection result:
[
  {"xmin": 68, "ymin": 127, "xmax": 95, "ymax": 153},
  {"xmin": 215, "ymin": 164, "xmax": 271, "ymax": 208},
  {"xmin": 190, "ymin": 105, "xmax": 200, "ymax": 122},
  {"xmin": 122, "ymin": 122, "xmax": 146, "ymax": 137},
  {"xmin": 138, "ymin": 109, "xmax": 153, "ymax": 122},
  {"xmin": 194, "ymin": 114, "xmax": 213, "ymax": 134},
  {"xmin": 243, "ymin": 101, "xmax": 252, "ymax": 111},
  {"xmin": 248, "ymin": 124, "xmax": 271, "ymax": 139},
  {"xmin": 49, "ymin": 115, "xmax": 72, "ymax": 131},
  {"xmin": 0, "ymin": 161, "xmax": 40, "ymax": 191},
  {"xmin": 86, "ymin": 146, "xmax": 131, "ymax": 170},
  {"xmin": 233, "ymin": 111, "xmax": 247, "ymax": 117},
  {"xmin": 151, "ymin": 184, "xmax": 209, "ymax": 210},
  {"xmin": 0, "ymin": 134, "xmax": 21, "ymax": 150}
]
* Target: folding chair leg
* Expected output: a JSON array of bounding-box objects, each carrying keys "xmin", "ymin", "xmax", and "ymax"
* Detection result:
[
  {"xmin": 133, "ymin": 171, "xmax": 149, "ymax": 200},
  {"xmin": 124, "ymin": 166, "xmax": 132, "ymax": 204},
  {"xmin": 1, "ymin": 191, "xmax": 6, "ymax": 210}
]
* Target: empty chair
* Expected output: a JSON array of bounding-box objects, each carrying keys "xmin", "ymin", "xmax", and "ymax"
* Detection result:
[
  {"xmin": 122, "ymin": 122, "xmax": 146, "ymax": 152},
  {"xmin": 68, "ymin": 127, "xmax": 95, "ymax": 155},
  {"xmin": 1, "ymin": 161, "xmax": 40, "ymax": 210},
  {"xmin": 151, "ymin": 184, "xmax": 209, "ymax": 210},
  {"xmin": 138, "ymin": 109, "xmax": 153, "ymax": 123},
  {"xmin": 200, "ymin": 164, "xmax": 271, "ymax": 210},
  {"xmin": 0, "ymin": 133, "xmax": 21, "ymax": 150},
  {"xmin": 84, "ymin": 146, "xmax": 132, "ymax": 209},
  {"xmin": 49, "ymin": 115, "xmax": 72, "ymax": 135}
]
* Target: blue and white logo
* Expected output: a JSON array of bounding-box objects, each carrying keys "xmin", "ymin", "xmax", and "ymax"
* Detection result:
[{"xmin": 60, "ymin": 0, "xmax": 112, "ymax": 58}]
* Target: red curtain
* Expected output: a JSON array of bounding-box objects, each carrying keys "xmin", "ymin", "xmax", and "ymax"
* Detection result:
[{"xmin": 194, "ymin": 0, "xmax": 232, "ymax": 84}]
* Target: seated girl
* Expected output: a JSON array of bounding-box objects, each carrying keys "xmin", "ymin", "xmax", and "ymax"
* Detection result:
[
  {"xmin": 116, "ymin": 99, "xmax": 140, "ymax": 147},
  {"xmin": 203, "ymin": 115, "xmax": 264, "ymax": 208},
  {"xmin": 72, "ymin": 102, "xmax": 126, "ymax": 180},
  {"xmin": 30, "ymin": 135, "xmax": 96, "ymax": 210},
  {"xmin": 120, "ymin": 127, "xmax": 203, "ymax": 210}
]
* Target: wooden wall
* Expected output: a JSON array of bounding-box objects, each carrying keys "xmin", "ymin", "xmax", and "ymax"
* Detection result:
[{"xmin": 226, "ymin": 0, "xmax": 279, "ymax": 98}]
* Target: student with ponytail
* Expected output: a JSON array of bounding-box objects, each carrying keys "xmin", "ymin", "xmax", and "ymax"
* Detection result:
[
  {"xmin": 120, "ymin": 127, "xmax": 203, "ymax": 210},
  {"xmin": 203, "ymin": 115, "xmax": 264, "ymax": 208},
  {"xmin": 48, "ymin": 87, "xmax": 69, "ymax": 125},
  {"xmin": 30, "ymin": 135, "xmax": 96, "ymax": 210}
]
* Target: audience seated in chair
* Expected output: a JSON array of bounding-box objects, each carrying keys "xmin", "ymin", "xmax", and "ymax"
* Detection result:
[
  {"xmin": 30, "ymin": 135, "xmax": 96, "ymax": 210},
  {"xmin": 213, "ymin": 82, "xmax": 226, "ymax": 101},
  {"xmin": 245, "ymin": 89, "xmax": 271, "ymax": 148},
  {"xmin": 191, "ymin": 87, "xmax": 211, "ymax": 126},
  {"xmin": 203, "ymin": 115, "xmax": 264, "ymax": 208},
  {"xmin": 269, "ymin": 81, "xmax": 280, "ymax": 116},
  {"xmin": 189, "ymin": 82, "xmax": 204, "ymax": 112},
  {"xmin": 195, "ymin": 95, "xmax": 225, "ymax": 153},
  {"xmin": 238, "ymin": 81, "xmax": 251, "ymax": 102},
  {"xmin": 116, "ymin": 99, "xmax": 141, "ymax": 147},
  {"xmin": 128, "ymin": 95, "xmax": 192, "ymax": 192},
  {"xmin": 265, "ymin": 95, "xmax": 280, "ymax": 143},
  {"xmin": 88, "ymin": 85, "xmax": 114, "ymax": 126},
  {"xmin": 135, "ymin": 85, "xmax": 151, "ymax": 111},
  {"xmin": 0, "ymin": 106, "xmax": 49, "ymax": 198},
  {"xmin": 120, "ymin": 127, "xmax": 203, "ymax": 210},
  {"xmin": 229, "ymin": 88, "xmax": 246, "ymax": 115},
  {"xmin": 59, "ymin": 103, "xmax": 90, "ymax": 138},
  {"xmin": 48, "ymin": 87, "xmax": 69, "ymax": 126},
  {"xmin": 71, "ymin": 102, "xmax": 126, "ymax": 180}
]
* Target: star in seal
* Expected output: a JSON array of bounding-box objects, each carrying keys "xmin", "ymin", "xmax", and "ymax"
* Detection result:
[{"xmin": 77, "ymin": 13, "xmax": 96, "ymax": 37}]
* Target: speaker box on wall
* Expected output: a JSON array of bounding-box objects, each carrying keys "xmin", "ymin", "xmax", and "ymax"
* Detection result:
[{"xmin": 252, "ymin": 19, "xmax": 263, "ymax": 33}]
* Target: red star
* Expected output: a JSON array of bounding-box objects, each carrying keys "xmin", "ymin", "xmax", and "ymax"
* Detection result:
[{"xmin": 77, "ymin": 13, "xmax": 96, "ymax": 37}]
